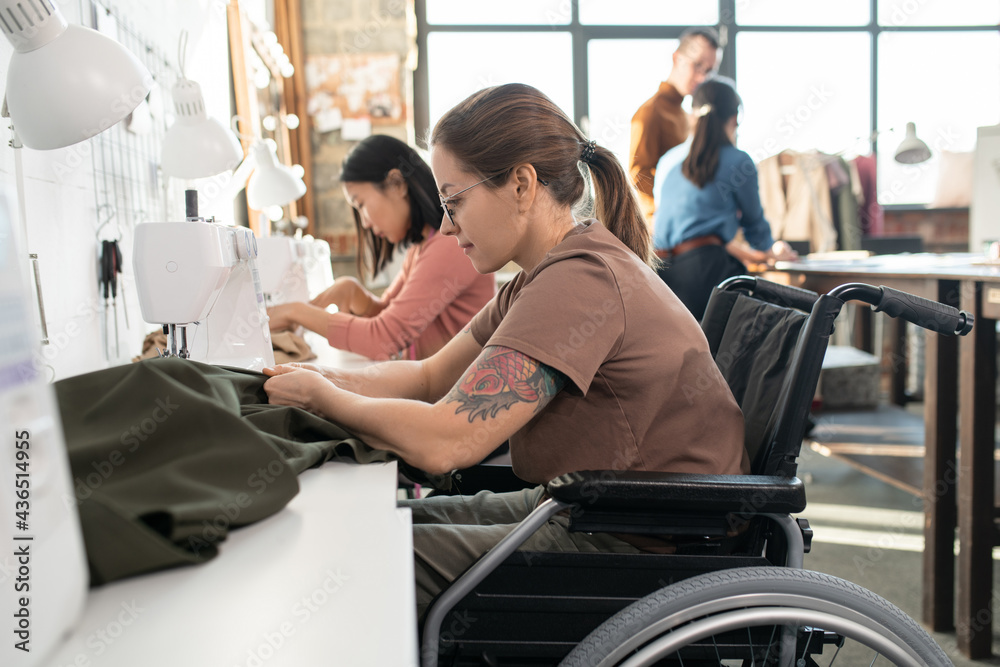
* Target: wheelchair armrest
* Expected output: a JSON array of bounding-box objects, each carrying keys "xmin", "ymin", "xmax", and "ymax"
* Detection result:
[{"xmin": 547, "ymin": 470, "xmax": 806, "ymax": 516}]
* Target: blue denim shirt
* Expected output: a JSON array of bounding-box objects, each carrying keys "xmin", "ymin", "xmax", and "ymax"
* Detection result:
[{"xmin": 652, "ymin": 139, "xmax": 774, "ymax": 252}]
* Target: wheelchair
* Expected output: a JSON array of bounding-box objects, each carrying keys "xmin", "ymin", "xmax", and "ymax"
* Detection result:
[{"xmin": 419, "ymin": 275, "xmax": 972, "ymax": 666}]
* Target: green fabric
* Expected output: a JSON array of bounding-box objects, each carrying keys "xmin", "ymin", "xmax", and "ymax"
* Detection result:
[{"xmin": 54, "ymin": 357, "xmax": 397, "ymax": 586}]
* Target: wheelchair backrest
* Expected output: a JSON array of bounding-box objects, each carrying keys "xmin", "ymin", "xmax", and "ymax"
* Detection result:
[{"xmin": 701, "ymin": 278, "xmax": 844, "ymax": 478}]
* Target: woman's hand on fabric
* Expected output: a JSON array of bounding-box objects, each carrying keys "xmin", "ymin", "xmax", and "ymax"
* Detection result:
[
  {"xmin": 262, "ymin": 365, "xmax": 338, "ymax": 417},
  {"xmin": 264, "ymin": 361, "xmax": 372, "ymax": 394},
  {"xmin": 271, "ymin": 362, "xmax": 357, "ymax": 390},
  {"xmin": 266, "ymin": 303, "xmax": 300, "ymax": 332}
]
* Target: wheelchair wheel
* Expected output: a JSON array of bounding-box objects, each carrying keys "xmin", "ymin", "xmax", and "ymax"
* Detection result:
[{"xmin": 560, "ymin": 566, "xmax": 951, "ymax": 667}]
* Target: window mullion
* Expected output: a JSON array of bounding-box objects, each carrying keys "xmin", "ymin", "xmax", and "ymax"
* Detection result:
[{"xmin": 572, "ymin": 1, "xmax": 588, "ymax": 132}]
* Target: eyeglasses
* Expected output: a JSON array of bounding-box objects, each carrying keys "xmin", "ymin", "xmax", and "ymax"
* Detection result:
[
  {"xmin": 438, "ymin": 174, "xmax": 496, "ymax": 227},
  {"xmin": 678, "ymin": 52, "xmax": 718, "ymax": 77},
  {"xmin": 438, "ymin": 174, "xmax": 550, "ymax": 227}
]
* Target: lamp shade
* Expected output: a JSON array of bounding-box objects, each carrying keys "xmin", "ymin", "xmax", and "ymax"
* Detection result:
[
  {"xmin": 161, "ymin": 78, "xmax": 243, "ymax": 179},
  {"xmin": 1, "ymin": 0, "xmax": 151, "ymax": 150},
  {"xmin": 894, "ymin": 122, "xmax": 932, "ymax": 165},
  {"xmin": 246, "ymin": 140, "xmax": 306, "ymax": 209}
]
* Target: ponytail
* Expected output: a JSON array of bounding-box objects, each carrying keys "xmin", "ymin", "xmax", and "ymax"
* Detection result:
[
  {"xmin": 584, "ymin": 144, "xmax": 656, "ymax": 267},
  {"xmin": 681, "ymin": 77, "xmax": 742, "ymax": 189},
  {"xmin": 682, "ymin": 110, "xmax": 727, "ymax": 188}
]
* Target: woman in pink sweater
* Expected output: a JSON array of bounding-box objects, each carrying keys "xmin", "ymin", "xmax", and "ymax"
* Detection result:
[{"xmin": 267, "ymin": 135, "xmax": 496, "ymax": 360}]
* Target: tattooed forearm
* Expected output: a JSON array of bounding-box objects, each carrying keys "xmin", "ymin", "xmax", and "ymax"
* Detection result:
[{"xmin": 446, "ymin": 346, "xmax": 567, "ymax": 422}]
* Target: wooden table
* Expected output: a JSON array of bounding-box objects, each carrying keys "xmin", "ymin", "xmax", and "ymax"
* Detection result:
[{"xmin": 765, "ymin": 252, "xmax": 1000, "ymax": 658}]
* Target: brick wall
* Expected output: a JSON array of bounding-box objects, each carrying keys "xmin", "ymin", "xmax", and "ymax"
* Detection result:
[
  {"xmin": 300, "ymin": 0, "xmax": 413, "ymax": 278},
  {"xmin": 881, "ymin": 207, "xmax": 969, "ymax": 253}
]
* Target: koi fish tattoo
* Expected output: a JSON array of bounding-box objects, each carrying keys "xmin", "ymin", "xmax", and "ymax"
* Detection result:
[{"xmin": 447, "ymin": 346, "xmax": 567, "ymax": 422}]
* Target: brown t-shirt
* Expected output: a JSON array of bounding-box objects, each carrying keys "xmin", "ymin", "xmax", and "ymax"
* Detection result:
[
  {"xmin": 630, "ymin": 81, "xmax": 690, "ymax": 223},
  {"xmin": 469, "ymin": 221, "xmax": 748, "ymax": 485}
]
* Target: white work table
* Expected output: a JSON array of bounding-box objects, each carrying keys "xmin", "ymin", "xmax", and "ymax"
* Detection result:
[
  {"xmin": 48, "ymin": 336, "xmax": 418, "ymax": 667},
  {"xmin": 304, "ymin": 331, "xmax": 383, "ymax": 370},
  {"xmin": 47, "ymin": 462, "xmax": 417, "ymax": 667}
]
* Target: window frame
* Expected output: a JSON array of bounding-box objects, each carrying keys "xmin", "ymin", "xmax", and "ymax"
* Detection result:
[{"xmin": 413, "ymin": 0, "xmax": 997, "ymax": 207}]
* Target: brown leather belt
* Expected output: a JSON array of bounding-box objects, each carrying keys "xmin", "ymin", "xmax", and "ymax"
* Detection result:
[{"xmin": 654, "ymin": 234, "xmax": 723, "ymax": 260}]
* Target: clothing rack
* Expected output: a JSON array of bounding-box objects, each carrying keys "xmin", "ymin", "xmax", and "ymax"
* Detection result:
[{"xmin": 758, "ymin": 149, "xmax": 874, "ymax": 253}]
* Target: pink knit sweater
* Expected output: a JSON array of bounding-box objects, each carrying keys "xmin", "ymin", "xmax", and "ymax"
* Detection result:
[{"xmin": 327, "ymin": 232, "xmax": 496, "ymax": 360}]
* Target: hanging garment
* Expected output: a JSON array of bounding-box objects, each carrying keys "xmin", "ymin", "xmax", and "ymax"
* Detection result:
[
  {"xmin": 826, "ymin": 155, "xmax": 861, "ymax": 251},
  {"xmin": 758, "ymin": 151, "xmax": 839, "ymax": 253},
  {"xmin": 852, "ymin": 153, "xmax": 883, "ymax": 236},
  {"xmin": 54, "ymin": 357, "xmax": 434, "ymax": 586}
]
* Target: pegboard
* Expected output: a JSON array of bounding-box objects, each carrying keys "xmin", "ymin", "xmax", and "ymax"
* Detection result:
[{"xmin": 86, "ymin": 0, "xmax": 185, "ymax": 240}]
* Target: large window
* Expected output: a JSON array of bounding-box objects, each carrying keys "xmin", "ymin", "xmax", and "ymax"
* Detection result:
[
  {"xmin": 415, "ymin": 0, "xmax": 1000, "ymax": 206},
  {"xmin": 587, "ymin": 38, "xmax": 677, "ymax": 167},
  {"xmin": 736, "ymin": 32, "xmax": 871, "ymax": 160},
  {"xmin": 426, "ymin": 32, "xmax": 574, "ymax": 129},
  {"xmin": 877, "ymin": 30, "xmax": 1000, "ymax": 204}
]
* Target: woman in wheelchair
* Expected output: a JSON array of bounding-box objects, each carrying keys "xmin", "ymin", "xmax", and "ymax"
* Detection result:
[{"xmin": 262, "ymin": 83, "xmax": 749, "ymax": 620}]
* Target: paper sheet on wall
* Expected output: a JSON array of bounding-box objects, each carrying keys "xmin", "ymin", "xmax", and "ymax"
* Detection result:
[
  {"xmin": 304, "ymin": 52, "xmax": 404, "ymax": 129},
  {"xmin": 314, "ymin": 107, "xmax": 343, "ymax": 134},
  {"xmin": 341, "ymin": 118, "xmax": 372, "ymax": 141}
]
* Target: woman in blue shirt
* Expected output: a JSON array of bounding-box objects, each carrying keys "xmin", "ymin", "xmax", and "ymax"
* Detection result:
[{"xmin": 652, "ymin": 76, "xmax": 795, "ymax": 320}]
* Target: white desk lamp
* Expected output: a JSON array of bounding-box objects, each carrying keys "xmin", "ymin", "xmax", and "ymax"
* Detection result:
[
  {"xmin": 1, "ymin": 0, "xmax": 151, "ymax": 149},
  {"xmin": 246, "ymin": 138, "xmax": 307, "ymax": 212},
  {"xmin": 894, "ymin": 122, "xmax": 932, "ymax": 165},
  {"xmin": 159, "ymin": 30, "xmax": 242, "ymax": 180},
  {"xmin": 160, "ymin": 77, "xmax": 244, "ymax": 179},
  {"xmin": 0, "ymin": 1, "xmax": 151, "ymax": 665},
  {"xmin": 194, "ymin": 136, "xmax": 307, "ymax": 221}
]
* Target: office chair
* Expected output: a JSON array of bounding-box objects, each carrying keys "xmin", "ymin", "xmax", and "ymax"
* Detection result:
[{"xmin": 420, "ymin": 276, "xmax": 971, "ymax": 666}]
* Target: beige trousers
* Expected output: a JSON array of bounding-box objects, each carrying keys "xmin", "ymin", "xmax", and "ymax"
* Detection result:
[{"xmin": 400, "ymin": 486, "xmax": 641, "ymax": 620}]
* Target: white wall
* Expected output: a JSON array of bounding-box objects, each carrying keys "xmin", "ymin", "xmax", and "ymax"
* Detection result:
[
  {"xmin": 971, "ymin": 124, "xmax": 1000, "ymax": 253},
  {"xmin": 0, "ymin": 0, "xmax": 233, "ymax": 381}
]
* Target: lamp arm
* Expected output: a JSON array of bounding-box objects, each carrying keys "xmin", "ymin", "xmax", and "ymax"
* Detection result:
[
  {"xmin": 5, "ymin": 116, "xmax": 50, "ymax": 345},
  {"xmin": 198, "ymin": 154, "xmax": 257, "ymax": 219}
]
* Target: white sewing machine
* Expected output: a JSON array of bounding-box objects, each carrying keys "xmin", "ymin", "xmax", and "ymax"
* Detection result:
[
  {"xmin": 0, "ymin": 190, "xmax": 89, "ymax": 666},
  {"xmin": 132, "ymin": 191, "xmax": 275, "ymax": 371},
  {"xmin": 256, "ymin": 233, "xmax": 334, "ymax": 306}
]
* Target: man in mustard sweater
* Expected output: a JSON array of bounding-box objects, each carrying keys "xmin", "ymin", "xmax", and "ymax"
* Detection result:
[{"xmin": 629, "ymin": 27, "xmax": 721, "ymax": 224}]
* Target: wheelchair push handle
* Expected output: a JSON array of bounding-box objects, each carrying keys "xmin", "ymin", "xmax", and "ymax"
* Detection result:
[
  {"xmin": 876, "ymin": 285, "xmax": 974, "ymax": 336},
  {"xmin": 719, "ymin": 275, "xmax": 820, "ymax": 312},
  {"xmin": 830, "ymin": 282, "xmax": 974, "ymax": 336}
]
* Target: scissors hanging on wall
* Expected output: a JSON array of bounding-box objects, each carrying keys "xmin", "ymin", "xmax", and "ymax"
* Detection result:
[{"xmin": 95, "ymin": 204, "xmax": 129, "ymax": 360}]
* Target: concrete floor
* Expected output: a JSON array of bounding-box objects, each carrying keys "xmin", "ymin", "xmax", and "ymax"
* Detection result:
[{"xmin": 797, "ymin": 442, "xmax": 1000, "ymax": 666}]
